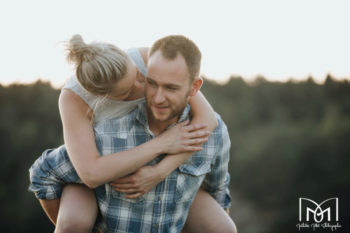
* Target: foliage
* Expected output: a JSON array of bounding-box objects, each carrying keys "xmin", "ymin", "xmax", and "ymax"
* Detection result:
[
  {"xmin": 0, "ymin": 81, "xmax": 61, "ymax": 232},
  {"xmin": 1, "ymin": 76, "xmax": 349, "ymax": 233},
  {"xmin": 201, "ymin": 75, "xmax": 350, "ymax": 233}
]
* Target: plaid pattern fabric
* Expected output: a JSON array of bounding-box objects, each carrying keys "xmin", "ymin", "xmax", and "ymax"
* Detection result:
[
  {"xmin": 93, "ymin": 102, "xmax": 231, "ymax": 233},
  {"xmin": 29, "ymin": 146, "xmax": 83, "ymax": 199},
  {"xmin": 28, "ymin": 101, "xmax": 231, "ymax": 233}
]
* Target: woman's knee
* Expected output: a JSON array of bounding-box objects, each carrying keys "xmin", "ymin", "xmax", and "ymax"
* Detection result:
[
  {"xmin": 184, "ymin": 188, "xmax": 237, "ymax": 233},
  {"xmin": 55, "ymin": 215, "xmax": 94, "ymax": 233},
  {"xmin": 54, "ymin": 184, "xmax": 97, "ymax": 233},
  {"xmin": 214, "ymin": 220, "xmax": 237, "ymax": 233}
]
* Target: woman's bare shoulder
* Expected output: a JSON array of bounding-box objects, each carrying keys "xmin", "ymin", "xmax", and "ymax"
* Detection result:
[
  {"xmin": 59, "ymin": 89, "xmax": 93, "ymax": 119},
  {"xmin": 137, "ymin": 47, "xmax": 149, "ymax": 65}
]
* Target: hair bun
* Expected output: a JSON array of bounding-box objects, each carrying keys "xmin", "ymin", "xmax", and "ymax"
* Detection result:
[{"xmin": 66, "ymin": 34, "xmax": 95, "ymax": 65}]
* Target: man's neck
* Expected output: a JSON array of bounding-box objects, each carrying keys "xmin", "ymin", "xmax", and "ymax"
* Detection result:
[{"xmin": 147, "ymin": 113, "xmax": 178, "ymax": 136}]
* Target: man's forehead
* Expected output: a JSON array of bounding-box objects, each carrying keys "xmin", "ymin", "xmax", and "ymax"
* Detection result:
[
  {"xmin": 146, "ymin": 75, "xmax": 184, "ymax": 87},
  {"xmin": 148, "ymin": 50, "xmax": 186, "ymax": 68},
  {"xmin": 147, "ymin": 51, "xmax": 190, "ymax": 82}
]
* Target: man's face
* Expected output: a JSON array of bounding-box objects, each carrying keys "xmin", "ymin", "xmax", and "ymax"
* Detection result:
[{"xmin": 146, "ymin": 50, "xmax": 192, "ymax": 124}]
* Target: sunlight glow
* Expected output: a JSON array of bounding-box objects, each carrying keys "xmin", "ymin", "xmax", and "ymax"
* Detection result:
[{"xmin": 1, "ymin": 0, "xmax": 349, "ymax": 88}]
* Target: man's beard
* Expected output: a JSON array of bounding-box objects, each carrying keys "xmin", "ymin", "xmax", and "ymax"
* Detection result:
[{"xmin": 146, "ymin": 96, "xmax": 188, "ymax": 123}]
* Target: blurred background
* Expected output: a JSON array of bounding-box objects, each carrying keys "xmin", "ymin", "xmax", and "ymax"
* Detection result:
[
  {"xmin": 0, "ymin": 76, "xmax": 349, "ymax": 232},
  {"xmin": 1, "ymin": 0, "xmax": 349, "ymax": 232}
]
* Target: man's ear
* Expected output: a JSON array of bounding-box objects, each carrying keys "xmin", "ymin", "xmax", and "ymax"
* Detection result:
[{"xmin": 189, "ymin": 76, "xmax": 203, "ymax": 97}]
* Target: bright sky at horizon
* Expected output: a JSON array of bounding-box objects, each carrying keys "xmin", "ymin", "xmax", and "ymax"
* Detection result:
[{"xmin": 1, "ymin": 0, "xmax": 349, "ymax": 88}]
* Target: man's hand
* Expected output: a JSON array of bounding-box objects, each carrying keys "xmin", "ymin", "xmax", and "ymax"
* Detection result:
[{"xmin": 110, "ymin": 166, "xmax": 161, "ymax": 199}]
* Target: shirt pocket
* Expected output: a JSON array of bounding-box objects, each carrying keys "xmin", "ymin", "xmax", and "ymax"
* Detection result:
[
  {"xmin": 175, "ymin": 156, "xmax": 211, "ymax": 203},
  {"xmin": 95, "ymin": 135, "xmax": 129, "ymax": 155}
]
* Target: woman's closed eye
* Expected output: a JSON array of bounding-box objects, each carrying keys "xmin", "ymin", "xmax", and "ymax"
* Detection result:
[{"xmin": 147, "ymin": 79, "xmax": 156, "ymax": 86}]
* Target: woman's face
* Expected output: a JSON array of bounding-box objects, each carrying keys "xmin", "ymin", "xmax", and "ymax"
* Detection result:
[{"xmin": 109, "ymin": 60, "xmax": 144, "ymax": 100}]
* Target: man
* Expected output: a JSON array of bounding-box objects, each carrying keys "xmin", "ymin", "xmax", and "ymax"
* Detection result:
[{"xmin": 93, "ymin": 35, "xmax": 233, "ymax": 232}]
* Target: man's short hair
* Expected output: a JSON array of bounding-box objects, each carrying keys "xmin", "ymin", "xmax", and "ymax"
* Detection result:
[{"xmin": 149, "ymin": 35, "xmax": 201, "ymax": 82}]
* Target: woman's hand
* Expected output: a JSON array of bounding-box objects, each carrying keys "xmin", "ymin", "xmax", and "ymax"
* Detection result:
[
  {"xmin": 110, "ymin": 165, "xmax": 161, "ymax": 199},
  {"xmin": 158, "ymin": 120, "xmax": 210, "ymax": 155}
]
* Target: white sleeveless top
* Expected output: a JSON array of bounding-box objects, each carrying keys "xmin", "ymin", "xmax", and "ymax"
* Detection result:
[{"xmin": 62, "ymin": 48, "xmax": 147, "ymax": 123}]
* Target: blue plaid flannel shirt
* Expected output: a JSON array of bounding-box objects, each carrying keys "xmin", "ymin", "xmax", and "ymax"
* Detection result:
[{"xmin": 92, "ymin": 101, "xmax": 231, "ymax": 233}]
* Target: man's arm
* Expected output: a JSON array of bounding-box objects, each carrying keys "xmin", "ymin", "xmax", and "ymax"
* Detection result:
[{"xmin": 201, "ymin": 116, "xmax": 231, "ymax": 210}]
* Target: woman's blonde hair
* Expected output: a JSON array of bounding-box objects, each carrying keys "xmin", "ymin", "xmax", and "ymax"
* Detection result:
[{"xmin": 66, "ymin": 34, "xmax": 129, "ymax": 95}]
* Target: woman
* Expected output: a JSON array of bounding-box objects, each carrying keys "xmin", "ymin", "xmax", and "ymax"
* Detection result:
[{"xmin": 29, "ymin": 35, "xmax": 236, "ymax": 233}]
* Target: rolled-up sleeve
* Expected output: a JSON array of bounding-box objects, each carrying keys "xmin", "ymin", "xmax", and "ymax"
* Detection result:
[{"xmin": 202, "ymin": 117, "xmax": 231, "ymax": 209}]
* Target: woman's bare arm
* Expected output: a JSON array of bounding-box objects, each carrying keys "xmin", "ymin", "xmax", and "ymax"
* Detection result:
[
  {"xmin": 155, "ymin": 91, "xmax": 218, "ymax": 179},
  {"xmin": 111, "ymin": 91, "xmax": 218, "ymax": 197},
  {"xmin": 59, "ymin": 89, "xmax": 208, "ymax": 189}
]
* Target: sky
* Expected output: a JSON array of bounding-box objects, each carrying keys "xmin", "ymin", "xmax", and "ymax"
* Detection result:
[{"xmin": 0, "ymin": 0, "xmax": 349, "ymax": 88}]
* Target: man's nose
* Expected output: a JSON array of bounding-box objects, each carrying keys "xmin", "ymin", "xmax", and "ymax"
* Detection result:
[{"xmin": 154, "ymin": 88, "xmax": 165, "ymax": 104}]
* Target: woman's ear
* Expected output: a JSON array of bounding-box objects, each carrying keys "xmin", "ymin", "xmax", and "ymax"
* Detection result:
[
  {"xmin": 136, "ymin": 69, "xmax": 145, "ymax": 83},
  {"xmin": 133, "ymin": 69, "xmax": 145, "ymax": 90},
  {"xmin": 189, "ymin": 76, "xmax": 203, "ymax": 97}
]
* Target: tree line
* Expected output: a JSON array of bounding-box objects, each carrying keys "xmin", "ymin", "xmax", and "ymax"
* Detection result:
[{"xmin": 0, "ymin": 75, "xmax": 349, "ymax": 233}]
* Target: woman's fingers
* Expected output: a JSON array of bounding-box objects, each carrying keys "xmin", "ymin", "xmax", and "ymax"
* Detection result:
[
  {"xmin": 116, "ymin": 188, "xmax": 140, "ymax": 194},
  {"xmin": 111, "ymin": 175, "xmax": 134, "ymax": 184},
  {"xmin": 181, "ymin": 123, "xmax": 207, "ymax": 132},
  {"xmin": 159, "ymin": 120, "xmax": 211, "ymax": 154},
  {"xmin": 183, "ymin": 146, "xmax": 203, "ymax": 152},
  {"xmin": 112, "ymin": 185, "xmax": 141, "ymax": 193},
  {"xmin": 185, "ymin": 130, "xmax": 211, "ymax": 140},
  {"xmin": 182, "ymin": 137, "xmax": 209, "ymax": 148},
  {"xmin": 112, "ymin": 184, "xmax": 146, "ymax": 198},
  {"xmin": 187, "ymin": 137, "xmax": 208, "ymax": 146},
  {"xmin": 189, "ymin": 137, "xmax": 209, "ymax": 145},
  {"xmin": 111, "ymin": 183, "xmax": 137, "ymax": 189},
  {"xmin": 124, "ymin": 192, "xmax": 143, "ymax": 199},
  {"xmin": 178, "ymin": 119, "xmax": 190, "ymax": 127}
]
